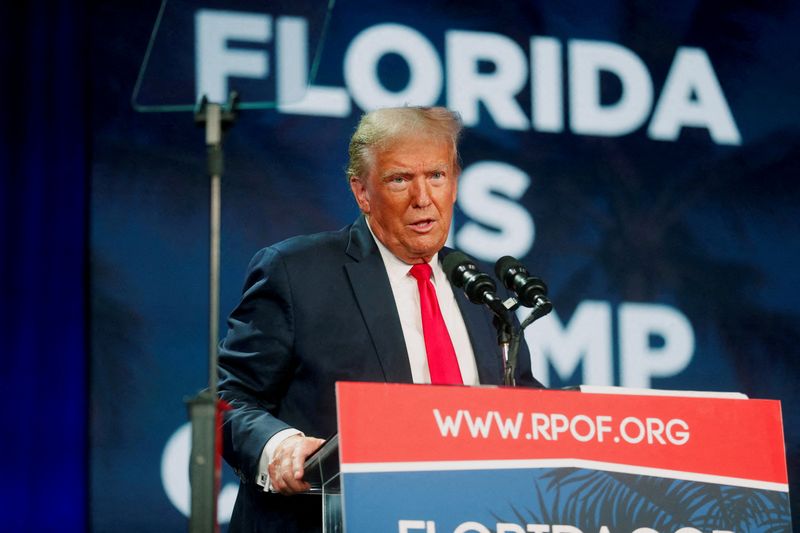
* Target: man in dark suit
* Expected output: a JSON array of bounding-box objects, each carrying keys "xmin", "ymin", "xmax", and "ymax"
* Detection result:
[{"xmin": 218, "ymin": 106, "xmax": 542, "ymax": 532}]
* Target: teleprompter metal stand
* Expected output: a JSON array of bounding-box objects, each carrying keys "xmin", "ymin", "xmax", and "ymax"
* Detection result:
[{"xmin": 186, "ymin": 93, "xmax": 239, "ymax": 533}]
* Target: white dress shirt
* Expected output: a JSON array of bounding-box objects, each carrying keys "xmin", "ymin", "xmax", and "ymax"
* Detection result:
[{"xmin": 370, "ymin": 225, "xmax": 479, "ymax": 386}]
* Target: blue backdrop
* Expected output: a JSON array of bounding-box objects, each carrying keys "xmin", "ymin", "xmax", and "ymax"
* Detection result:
[
  {"xmin": 91, "ymin": 1, "xmax": 800, "ymax": 530},
  {"xmin": 6, "ymin": 0, "xmax": 800, "ymax": 531}
]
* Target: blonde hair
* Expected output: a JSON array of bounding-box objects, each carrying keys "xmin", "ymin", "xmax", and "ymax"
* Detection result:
[{"xmin": 346, "ymin": 106, "xmax": 463, "ymax": 182}]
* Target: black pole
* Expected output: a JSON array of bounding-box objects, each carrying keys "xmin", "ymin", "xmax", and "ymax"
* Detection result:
[
  {"xmin": 492, "ymin": 314, "xmax": 515, "ymax": 387},
  {"xmin": 187, "ymin": 93, "xmax": 238, "ymax": 533}
]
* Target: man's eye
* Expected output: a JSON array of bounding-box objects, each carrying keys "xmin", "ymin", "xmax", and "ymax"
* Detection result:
[
  {"xmin": 431, "ymin": 171, "xmax": 444, "ymax": 179},
  {"xmin": 391, "ymin": 176, "xmax": 405, "ymax": 184}
]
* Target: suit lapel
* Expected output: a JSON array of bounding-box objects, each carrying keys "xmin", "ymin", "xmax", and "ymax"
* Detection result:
[
  {"xmin": 344, "ymin": 216, "xmax": 413, "ymax": 383},
  {"xmin": 343, "ymin": 218, "xmax": 503, "ymax": 386}
]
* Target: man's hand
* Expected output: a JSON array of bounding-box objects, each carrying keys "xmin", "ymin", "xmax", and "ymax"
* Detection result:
[{"xmin": 268, "ymin": 434, "xmax": 325, "ymax": 495}]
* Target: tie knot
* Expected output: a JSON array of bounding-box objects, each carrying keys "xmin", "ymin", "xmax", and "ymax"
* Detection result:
[{"xmin": 409, "ymin": 262, "xmax": 433, "ymax": 282}]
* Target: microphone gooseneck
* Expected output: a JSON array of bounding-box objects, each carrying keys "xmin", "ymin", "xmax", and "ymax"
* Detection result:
[{"xmin": 444, "ymin": 251, "xmax": 554, "ymax": 387}]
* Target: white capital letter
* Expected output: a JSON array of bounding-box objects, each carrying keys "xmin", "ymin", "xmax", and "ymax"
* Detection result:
[
  {"xmin": 497, "ymin": 524, "xmax": 526, "ymax": 533},
  {"xmin": 277, "ymin": 17, "xmax": 350, "ymax": 116},
  {"xmin": 454, "ymin": 522, "xmax": 491, "ymax": 533},
  {"xmin": 619, "ymin": 303, "xmax": 695, "ymax": 388},
  {"xmin": 456, "ymin": 161, "xmax": 534, "ymax": 261},
  {"xmin": 531, "ymin": 37, "xmax": 563, "ymax": 132},
  {"xmin": 447, "ymin": 30, "xmax": 529, "ymax": 130},
  {"xmin": 345, "ymin": 24, "xmax": 442, "ymax": 110},
  {"xmin": 398, "ymin": 520, "xmax": 430, "ymax": 533},
  {"xmin": 523, "ymin": 301, "xmax": 613, "ymax": 387},
  {"xmin": 195, "ymin": 10, "xmax": 270, "ymax": 103},
  {"xmin": 553, "ymin": 526, "xmax": 583, "ymax": 533},
  {"xmin": 569, "ymin": 40, "xmax": 653, "ymax": 136},
  {"xmin": 648, "ymin": 47, "xmax": 741, "ymax": 145},
  {"xmin": 495, "ymin": 522, "xmax": 525, "ymax": 533},
  {"xmin": 161, "ymin": 422, "xmax": 237, "ymax": 523}
]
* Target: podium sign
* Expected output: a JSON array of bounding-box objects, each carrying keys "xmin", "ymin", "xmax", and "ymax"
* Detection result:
[{"xmin": 335, "ymin": 382, "xmax": 791, "ymax": 533}]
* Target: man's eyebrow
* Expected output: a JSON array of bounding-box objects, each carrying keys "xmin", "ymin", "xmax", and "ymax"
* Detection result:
[
  {"xmin": 380, "ymin": 169, "xmax": 413, "ymax": 179},
  {"xmin": 379, "ymin": 163, "xmax": 449, "ymax": 179}
]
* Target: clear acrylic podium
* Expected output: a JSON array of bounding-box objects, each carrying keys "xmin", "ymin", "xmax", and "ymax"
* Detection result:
[{"xmin": 303, "ymin": 434, "xmax": 342, "ymax": 533}]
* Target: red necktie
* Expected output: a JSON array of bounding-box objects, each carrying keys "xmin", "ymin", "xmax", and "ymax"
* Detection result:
[{"xmin": 409, "ymin": 263, "xmax": 463, "ymax": 385}]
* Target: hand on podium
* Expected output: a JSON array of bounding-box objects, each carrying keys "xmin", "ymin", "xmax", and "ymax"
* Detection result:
[{"xmin": 269, "ymin": 434, "xmax": 326, "ymax": 495}]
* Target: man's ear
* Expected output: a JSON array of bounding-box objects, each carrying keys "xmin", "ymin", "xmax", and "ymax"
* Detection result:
[{"xmin": 349, "ymin": 177, "xmax": 370, "ymax": 214}]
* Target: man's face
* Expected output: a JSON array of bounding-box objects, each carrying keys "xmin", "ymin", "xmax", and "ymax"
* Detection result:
[{"xmin": 350, "ymin": 135, "xmax": 458, "ymax": 264}]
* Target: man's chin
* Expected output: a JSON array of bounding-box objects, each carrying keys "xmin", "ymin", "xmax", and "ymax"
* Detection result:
[{"xmin": 401, "ymin": 238, "xmax": 447, "ymax": 262}]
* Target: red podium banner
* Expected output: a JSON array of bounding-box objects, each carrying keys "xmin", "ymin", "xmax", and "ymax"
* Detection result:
[{"xmin": 336, "ymin": 382, "xmax": 790, "ymax": 533}]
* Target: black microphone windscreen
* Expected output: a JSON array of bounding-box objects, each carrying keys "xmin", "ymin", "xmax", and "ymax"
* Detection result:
[
  {"xmin": 442, "ymin": 251, "xmax": 471, "ymax": 283},
  {"xmin": 494, "ymin": 255, "xmax": 523, "ymax": 282}
]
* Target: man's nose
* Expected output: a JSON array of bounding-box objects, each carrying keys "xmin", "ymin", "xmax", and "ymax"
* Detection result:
[{"xmin": 409, "ymin": 178, "xmax": 432, "ymax": 207}]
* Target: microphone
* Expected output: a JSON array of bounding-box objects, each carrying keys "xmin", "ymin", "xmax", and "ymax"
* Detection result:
[
  {"xmin": 442, "ymin": 252, "xmax": 500, "ymax": 307},
  {"xmin": 494, "ymin": 256, "xmax": 553, "ymax": 314}
]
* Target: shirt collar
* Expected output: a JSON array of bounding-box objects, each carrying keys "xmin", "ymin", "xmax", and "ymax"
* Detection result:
[{"xmin": 365, "ymin": 216, "xmax": 446, "ymax": 285}]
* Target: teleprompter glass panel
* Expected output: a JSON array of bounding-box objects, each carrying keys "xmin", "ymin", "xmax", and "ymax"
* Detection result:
[{"xmin": 132, "ymin": 0, "xmax": 335, "ymax": 112}]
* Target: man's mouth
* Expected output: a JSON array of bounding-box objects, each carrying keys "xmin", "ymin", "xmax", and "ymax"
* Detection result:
[{"xmin": 408, "ymin": 218, "xmax": 435, "ymax": 232}]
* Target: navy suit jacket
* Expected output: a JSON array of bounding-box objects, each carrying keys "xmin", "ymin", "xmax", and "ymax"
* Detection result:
[{"xmin": 218, "ymin": 216, "xmax": 541, "ymax": 532}]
